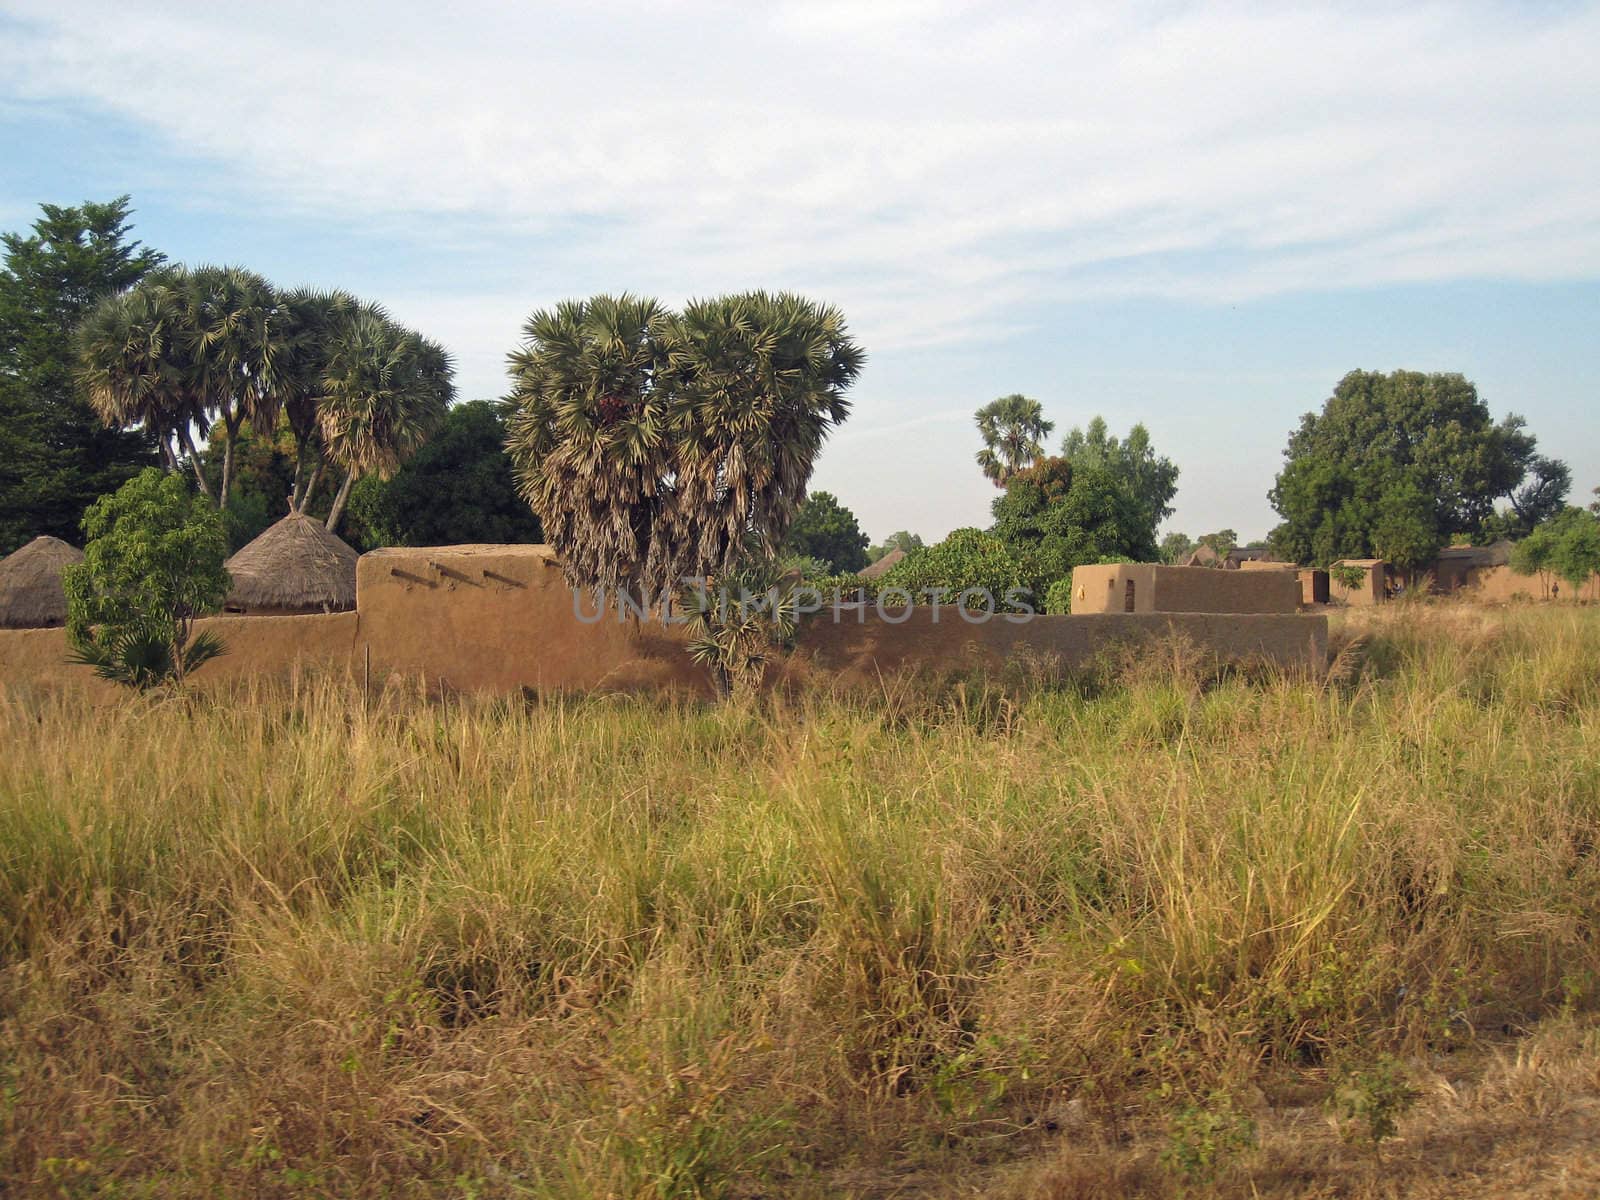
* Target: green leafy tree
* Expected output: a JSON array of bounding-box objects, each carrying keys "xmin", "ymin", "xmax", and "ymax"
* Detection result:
[
  {"xmin": 343, "ymin": 400, "xmax": 542, "ymax": 549},
  {"xmin": 1269, "ymin": 370, "xmax": 1556, "ymax": 565},
  {"xmin": 1199, "ymin": 529, "xmax": 1238, "ymax": 557},
  {"xmin": 63, "ymin": 468, "xmax": 230, "ymax": 688},
  {"xmin": 868, "ymin": 530, "xmax": 924, "ymax": 562},
  {"xmin": 199, "ymin": 415, "xmax": 301, "ymax": 550},
  {"xmin": 975, "ymin": 394, "xmax": 1053, "ymax": 487},
  {"xmin": 1369, "ymin": 480, "xmax": 1441, "ymax": 583},
  {"xmin": 505, "ymin": 292, "xmax": 863, "ymax": 606},
  {"xmin": 990, "ymin": 456, "xmax": 1159, "ymax": 599},
  {"xmin": 1059, "ymin": 416, "xmax": 1179, "ymax": 545},
  {"xmin": 783, "ymin": 490, "xmax": 868, "ymax": 574},
  {"xmin": 1513, "ymin": 507, "xmax": 1600, "ymax": 596},
  {"xmin": 0, "ymin": 197, "xmax": 163, "ymax": 553},
  {"xmin": 1159, "ymin": 531, "xmax": 1195, "ymax": 564},
  {"xmin": 879, "ymin": 527, "xmax": 1028, "ymax": 608}
]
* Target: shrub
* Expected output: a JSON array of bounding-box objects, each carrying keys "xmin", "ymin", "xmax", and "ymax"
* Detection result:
[
  {"xmin": 63, "ymin": 468, "xmax": 230, "ymax": 688},
  {"xmin": 880, "ymin": 527, "xmax": 1032, "ymax": 611}
]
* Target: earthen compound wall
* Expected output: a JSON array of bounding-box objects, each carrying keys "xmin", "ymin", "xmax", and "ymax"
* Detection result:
[
  {"xmin": 0, "ymin": 546, "xmax": 1329, "ymax": 699},
  {"xmin": 1069, "ymin": 563, "xmax": 1301, "ymax": 615}
]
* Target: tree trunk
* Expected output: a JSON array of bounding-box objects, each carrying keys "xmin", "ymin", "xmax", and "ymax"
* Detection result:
[
  {"xmin": 177, "ymin": 426, "xmax": 215, "ymax": 501},
  {"xmin": 159, "ymin": 436, "xmax": 180, "ymax": 474},
  {"xmin": 325, "ymin": 471, "xmax": 357, "ymax": 534},
  {"xmin": 219, "ymin": 416, "xmax": 240, "ymax": 512},
  {"xmin": 298, "ymin": 455, "xmax": 326, "ymax": 514}
]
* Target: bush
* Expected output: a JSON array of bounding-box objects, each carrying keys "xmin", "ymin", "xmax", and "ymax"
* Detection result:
[
  {"xmin": 63, "ymin": 469, "xmax": 230, "ymax": 689},
  {"xmin": 880, "ymin": 528, "xmax": 1032, "ymax": 611},
  {"xmin": 1043, "ymin": 578, "xmax": 1075, "ymax": 615}
]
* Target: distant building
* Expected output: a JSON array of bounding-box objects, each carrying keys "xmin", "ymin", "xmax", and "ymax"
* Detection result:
[{"xmin": 858, "ymin": 548, "xmax": 906, "ymax": 580}]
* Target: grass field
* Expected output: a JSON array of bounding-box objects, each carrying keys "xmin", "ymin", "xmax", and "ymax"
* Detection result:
[{"xmin": 2, "ymin": 604, "xmax": 1599, "ymax": 1197}]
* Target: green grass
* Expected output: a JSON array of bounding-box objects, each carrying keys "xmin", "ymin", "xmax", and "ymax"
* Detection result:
[{"xmin": 1, "ymin": 604, "xmax": 1598, "ymax": 1197}]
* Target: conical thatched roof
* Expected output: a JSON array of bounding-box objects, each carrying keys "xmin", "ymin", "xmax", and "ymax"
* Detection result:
[
  {"xmin": 858, "ymin": 548, "xmax": 906, "ymax": 580},
  {"xmin": 224, "ymin": 513, "xmax": 358, "ymax": 614},
  {"xmin": 0, "ymin": 536, "xmax": 84, "ymax": 628}
]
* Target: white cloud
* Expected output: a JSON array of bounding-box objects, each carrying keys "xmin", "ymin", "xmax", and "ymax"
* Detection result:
[{"xmin": 4, "ymin": 0, "xmax": 1598, "ymax": 539}]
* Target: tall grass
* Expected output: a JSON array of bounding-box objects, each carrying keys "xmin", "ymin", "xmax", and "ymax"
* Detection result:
[{"xmin": 1, "ymin": 604, "xmax": 1598, "ymax": 1197}]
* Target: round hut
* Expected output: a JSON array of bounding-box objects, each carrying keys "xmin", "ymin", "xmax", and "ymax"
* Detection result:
[
  {"xmin": 224, "ymin": 513, "xmax": 358, "ymax": 615},
  {"xmin": 0, "ymin": 536, "xmax": 85, "ymax": 628}
]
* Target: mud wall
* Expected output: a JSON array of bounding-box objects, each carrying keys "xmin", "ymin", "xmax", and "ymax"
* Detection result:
[
  {"xmin": 0, "ymin": 546, "xmax": 1330, "ymax": 699},
  {"xmin": 0, "ymin": 612, "xmax": 359, "ymax": 701},
  {"xmin": 1467, "ymin": 564, "xmax": 1600, "ymax": 603},
  {"xmin": 1070, "ymin": 564, "xmax": 1300, "ymax": 615}
]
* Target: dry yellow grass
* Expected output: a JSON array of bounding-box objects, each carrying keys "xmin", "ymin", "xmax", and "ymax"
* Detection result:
[{"xmin": 0, "ymin": 602, "xmax": 1597, "ymax": 1197}]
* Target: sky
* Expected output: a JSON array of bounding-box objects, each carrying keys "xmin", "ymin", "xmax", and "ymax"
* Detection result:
[{"xmin": 3, "ymin": 0, "xmax": 1597, "ymax": 544}]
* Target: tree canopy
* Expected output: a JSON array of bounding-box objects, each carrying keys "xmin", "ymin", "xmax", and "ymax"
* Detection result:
[
  {"xmin": 990, "ymin": 455, "xmax": 1159, "ymax": 599},
  {"xmin": 77, "ymin": 272, "xmax": 452, "ymax": 535},
  {"xmin": 63, "ymin": 468, "xmax": 230, "ymax": 688},
  {"xmin": 1059, "ymin": 416, "xmax": 1179, "ymax": 547},
  {"xmin": 868, "ymin": 530, "xmax": 924, "ymax": 562},
  {"xmin": 1268, "ymin": 370, "xmax": 1561, "ymax": 566},
  {"xmin": 975, "ymin": 394, "xmax": 1053, "ymax": 487},
  {"xmin": 345, "ymin": 400, "xmax": 542, "ymax": 550},
  {"xmin": 1510, "ymin": 507, "xmax": 1600, "ymax": 594},
  {"xmin": 878, "ymin": 527, "xmax": 1028, "ymax": 608},
  {"xmin": 504, "ymin": 292, "xmax": 863, "ymax": 603},
  {"xmin": 783, "ymin": 491, "xmax": 868, "ymax": 574},
  {"xmin": 0, "ymin": 198, "xmax": 163, "ymax": 553}
]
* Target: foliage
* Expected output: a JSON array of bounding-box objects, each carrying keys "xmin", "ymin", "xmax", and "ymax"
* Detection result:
[
  {"xmin": 0, "ymin": 197, "xmax": 162, "ymax": 553},
  {"xmin": 317, "ymin": 304, "xmax": 454, "ymax": 533},
  {"xmin": 1328, "ymin": 1054, "xmax": 1418, "ymax": 1149},
  {"xmin": 974, "ymin": 393, "xmax": 1053, "ymax": 487},
  {"xmin": 1161, "ymin": 1090, "xmax": 1256, "ymax": 1186},
  {"xmin": 1512, "ymin": 507, "xmax": 1600, "ymax": 593},
  {"xmin": 677, "ymin": 554, "xmax": 801, "ymax": 697},
  {"xmin": 868, "ymin": 530, "xmax": 924, "ymax": 562},
  {"xmin": 782, "ymin": 490, "xmax": 868, "ymax": 574},
  {"xmin": 77, "ymin": 268, "xmax": 452, "ymax": 535},
  {"xmin": 504, "ymin": 292, "xmax": 863, "ymax": 605},
  {"xmin": 1159, "ymin": 531, "xmax": 1195, "ymax": 564},
  {"xmin": 1198, "ymin": 529, "xmax": 1238, "ymax": 557},
  {"xmin": 878, "ymin": 526, "xmax": 1030, "ymax": 610},
  {"xmin": 1330, "ymin": 563, "xmax": 1368, "ymax": 591},
  {"xmin": 342, "ymin": 401, "xmax": 540, "ymax": 550},
  {"xmin": 1059, "ymin": 416, "xmax": 1179, "ymax": 545},
  {"xmin": 1043, "ymin": 577, "xmax": 1075, "ymax": 615},
  {"xmin": 1481, "ymin": 457, "xmax": 1572, "ymax": 540},
  {"xmin": 1269, "ymin": 370, "xmax": 1559, "ymax": 565},
  {"xmin": 63, "ymin": 468, "xmax": 230, "ymax": 688},
  {"xmin": 990, "ymin": 456, "xmax": 1159, "ymax": 599},
  {"xmin": 199, "ymin": 415, "xmax": 303, "ymax": 550},
  {"xmin": 1369, "ymin": 480, "xmax": 1440, "ymax": 579}
]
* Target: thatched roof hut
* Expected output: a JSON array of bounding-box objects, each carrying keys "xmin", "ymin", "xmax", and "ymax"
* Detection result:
[
  {"xmin": 0, "ymin": 536, "xmax": 84, "ymax": 628},
  {"xmin": 858, "ymin": 548, "xmax": 906, "ymax": 580},
  {"xmin": 224, "ymin": 513, "xmax": 358, "ymax": 615}
]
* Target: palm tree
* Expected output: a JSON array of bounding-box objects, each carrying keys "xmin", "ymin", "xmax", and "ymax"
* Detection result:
[
  {"xmin": 504, "ymin": 292, "xmax": 864, "ymax": 609},
  {"xmin": 975, "ymin": 393, "xmax": 1053, "ymax": 487},
  {"xmin": 318, "ymin": 306, "xmax": 454, "ymax": 533},
  {"xmin": 503, "ymin": 294, "xmax": 674, "ymax": 601},
  {"xmin": 268, "ymin": 287, "xmax": 359, "ymax": 511},
  {"xmin": 177, "ymin": 265, "xmax": 277, "ymax": 509},
  {"xmin": 75, "ymin": 270, "xmax": 213, "ymax": 498},
  {"xmin": 662, "ymin": 291, "xmax": 865, "ymax": 591}
]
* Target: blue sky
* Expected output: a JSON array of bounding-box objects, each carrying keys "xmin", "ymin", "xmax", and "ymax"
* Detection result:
[{"xmin": 4, "ymin": 1, "xmax": 1597, "ymax": 543}]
